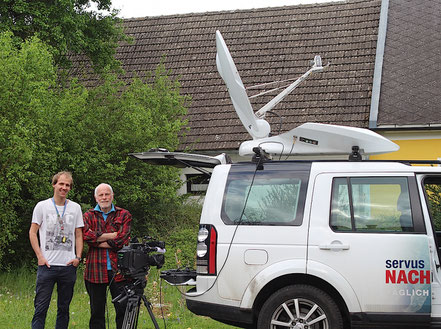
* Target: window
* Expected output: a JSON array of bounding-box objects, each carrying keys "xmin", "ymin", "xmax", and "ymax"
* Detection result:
[
  {"xmin": 331, "ymin": 177, "xmax": 414, "ymax": 232},
  {"xmin": 221, "ymin": 164, "xmax": 309, "ymax": 225},
  {"xmin": 423, "ymin": 176, "xmax": 441, "ymax": 253},
  {"xmin": 186, "ymin": 174, "xmax": 210, "ymax": 194},
  {"xmin": 423, "ymin": 176, "xmax": 441, "ymax": 231}
]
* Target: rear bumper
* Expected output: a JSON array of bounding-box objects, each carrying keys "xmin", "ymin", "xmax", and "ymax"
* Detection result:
[{"xmin": 186, "ymin": 294, "xmax": 254, "ymax": 327}]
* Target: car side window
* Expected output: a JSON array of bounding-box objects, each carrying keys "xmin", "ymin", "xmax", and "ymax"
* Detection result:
[
  {"xmin": 422, "ymin": 176, "xmax": 441, "ymax": 251},
  {"xmin": 331, "ymin": 177, "xmax": 414, "ymax": 232},
  {"xmin": 423, "ymin": 176, "xmax": 441, "ymax": 231},
  {"xmin": 330, "ymin": 178, "xmax": 351, "ymax": 230}
]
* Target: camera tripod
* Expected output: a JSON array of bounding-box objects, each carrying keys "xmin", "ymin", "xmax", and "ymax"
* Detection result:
[{"xmin": 113, "ymin": 278, "xmax": 160, "ymax": 329}]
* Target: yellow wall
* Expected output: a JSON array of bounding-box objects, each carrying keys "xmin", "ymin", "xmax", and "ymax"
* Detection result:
[{"xmin": 370, "ymin": 138, "xmax": 441, "ymax": 161}]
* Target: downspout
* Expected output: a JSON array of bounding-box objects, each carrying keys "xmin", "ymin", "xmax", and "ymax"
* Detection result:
[{"xmin": 369, "ymin": 0, "xmax": 389, "ymax": 129}]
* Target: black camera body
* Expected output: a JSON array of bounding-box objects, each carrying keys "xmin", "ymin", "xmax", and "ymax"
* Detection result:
[{"xmin": 117, "ymin": 238, "xmax": 165, "ymax": 279}]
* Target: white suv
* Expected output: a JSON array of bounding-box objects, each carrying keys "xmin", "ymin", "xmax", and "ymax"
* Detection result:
[
  {"xmin": 132, "ymin": 29, "xmax": 441, "ymax": 328},
  {"xmin": 134, "ymin": 149, "xmax": 441, "ymax": 329}
]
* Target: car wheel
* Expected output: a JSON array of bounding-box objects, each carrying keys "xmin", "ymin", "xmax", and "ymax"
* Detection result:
[{"xmin": 257, "ymin": 284, "xmax": 343, "ymax": 329}]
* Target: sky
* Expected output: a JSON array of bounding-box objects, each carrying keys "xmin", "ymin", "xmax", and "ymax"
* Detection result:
[{"xmin": 108, "ymin": 0, "xmax": 336, "ymax": 18}]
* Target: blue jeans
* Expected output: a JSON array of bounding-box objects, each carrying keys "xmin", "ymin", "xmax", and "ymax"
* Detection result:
[{"xmin": 31, "ymin": 265, "xmax": 77, "ymax": 329}]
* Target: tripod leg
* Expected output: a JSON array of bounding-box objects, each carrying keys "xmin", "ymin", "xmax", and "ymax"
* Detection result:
[
  {"xmin": 121, "ymin": 296, "xmax": 141, "ymax": 329},
  {"xmin": 141, "ymin": 295, "xmax": 160, "ymax": 329}
]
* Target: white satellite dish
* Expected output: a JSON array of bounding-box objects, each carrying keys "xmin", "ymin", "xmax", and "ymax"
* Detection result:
[
  {"xmin": 215, "ymin": 31, "xmax": 399, "ymax": 157},
  {"xmin": 216, "ymin": 31, "xmax": 270, "ymax": 139}
]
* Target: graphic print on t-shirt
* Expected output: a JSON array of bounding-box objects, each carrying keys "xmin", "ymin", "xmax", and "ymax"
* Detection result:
[{"xmin": 45, "ymin": 210, "xmax": 76, "ymax": 252}]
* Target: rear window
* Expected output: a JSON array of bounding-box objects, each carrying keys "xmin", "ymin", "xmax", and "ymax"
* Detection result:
[{"xmin": 221, "ymin": 163, "xmax": 310, "ymax": 225}]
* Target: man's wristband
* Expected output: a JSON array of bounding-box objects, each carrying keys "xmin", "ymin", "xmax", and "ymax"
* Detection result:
[{"xmin": 75, "ymin": 256, "xmax": 82, "ymax": 261}]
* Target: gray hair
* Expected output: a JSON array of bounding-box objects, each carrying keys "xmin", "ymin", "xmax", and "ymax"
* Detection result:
[{"xmin": 94, "ymin": 183, "xmax": 114, "ymax": 196}]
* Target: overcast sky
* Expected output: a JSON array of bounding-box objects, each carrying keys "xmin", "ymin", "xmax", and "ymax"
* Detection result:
[{"xmin": 108, "ymin": 0, "xmax": 337, "ymax": 18}]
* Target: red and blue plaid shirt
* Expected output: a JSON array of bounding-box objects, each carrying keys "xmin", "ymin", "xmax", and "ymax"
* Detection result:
[{"xmin": 83, "ymin": 206, "xmax": 131, "ymax": 283}]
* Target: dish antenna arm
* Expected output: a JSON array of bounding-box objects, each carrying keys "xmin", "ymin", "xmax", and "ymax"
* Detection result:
[{"xmin": 255, "ymin": 55, "xmax": 327, "ymax": 119}]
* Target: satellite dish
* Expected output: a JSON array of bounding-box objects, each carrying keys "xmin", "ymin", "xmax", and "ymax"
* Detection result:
[
  {"xmin": 216, "ymin": 30, "xmax": 326, "ymax": 141},
  {"xmin": 216, "ymin": 31, "xmax": 271, "ymax": 139},
  {"xmin": 215, "ymin": 31, "xmax": 399, "ymax": 157}
]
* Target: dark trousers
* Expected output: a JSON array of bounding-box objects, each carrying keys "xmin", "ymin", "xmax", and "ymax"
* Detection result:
[
  {"xmin": 85, "ymin": 271, "xmax": 127, "ymax": 329},
  {"xmin": 31, "ymin": 265, "xmax": 77, "ymax": 329}
]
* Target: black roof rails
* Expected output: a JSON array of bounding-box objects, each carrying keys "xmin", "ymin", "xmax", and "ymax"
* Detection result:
[
  {"xmin": 254, "ymin": 159, "xmax": 441, "ymax": 166},
  {"xmin": 390, "ymin": 160, "xmax": 441, "ymax": 166}
]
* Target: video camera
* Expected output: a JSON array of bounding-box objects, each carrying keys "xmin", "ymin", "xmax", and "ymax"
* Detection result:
[{"xmin": 117, "ymin": 237, "xmax": 165, "ymax": 280}]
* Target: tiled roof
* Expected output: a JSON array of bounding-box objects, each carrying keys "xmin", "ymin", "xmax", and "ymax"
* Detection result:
[
  {"xmin": 72, "ymin": 0, "xmax": 382, "ymax": 151},
  {"xmin": 377, "ymin": 0, "xmax": 441, "ymax": 127}
]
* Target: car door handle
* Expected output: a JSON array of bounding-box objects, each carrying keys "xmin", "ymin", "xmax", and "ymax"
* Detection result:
[{"xmin": 319, "ymin": 243, "xmax": 350, "ymax": 251}]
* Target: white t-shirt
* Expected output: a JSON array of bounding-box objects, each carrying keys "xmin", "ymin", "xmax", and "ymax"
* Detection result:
[{"xmin": 32, "ymin": 198, "xmax": 84, "ymax": 266}]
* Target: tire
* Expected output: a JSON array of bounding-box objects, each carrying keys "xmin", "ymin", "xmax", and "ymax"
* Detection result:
[{"xmin": 257, "ymin": 284, "xmax": 343, "ymax": 329}]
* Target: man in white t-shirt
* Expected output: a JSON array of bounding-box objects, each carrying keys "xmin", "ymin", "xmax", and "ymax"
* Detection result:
[{"xmin": 29, "ymin": 171, "xmax": 84, "ymax": 329}]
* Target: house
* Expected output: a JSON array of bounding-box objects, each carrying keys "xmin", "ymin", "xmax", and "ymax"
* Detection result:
[
  {"xmin": 72, "ymin": 0, "xmax": 441, "ymax": 192},
  {"xmin": 368, "ymin": 0, "xmax": 441, "ymax": 161}
]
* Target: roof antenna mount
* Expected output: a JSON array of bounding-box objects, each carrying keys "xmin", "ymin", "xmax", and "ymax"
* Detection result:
[
  {"xmin": 348, "ymin": 146, "xmax": 362, "ymax": 161},
  {"xmin": 252, "ymin": 147, "xmax": 270, "ymax": 170}
]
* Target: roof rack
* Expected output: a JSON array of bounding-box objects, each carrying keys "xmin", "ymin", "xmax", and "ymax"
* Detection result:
[
  {"xmin": 370, "ymin": 160, "xmax": 441, "ymax": 166},
  {"xmin": 250, "ymin": 158, "xmax": 441, "ymax": 166}
]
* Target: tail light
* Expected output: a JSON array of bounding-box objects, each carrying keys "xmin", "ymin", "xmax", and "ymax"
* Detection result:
[{"xmin": 196, "ymin": 225, "xmax": 217, "ymax": 275}]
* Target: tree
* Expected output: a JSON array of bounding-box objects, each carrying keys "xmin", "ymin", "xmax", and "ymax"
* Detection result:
[
  {"xmin": 0, "ymin": 31, "xmax": 189, "ymax": 268},
  {"xmin": 50, "ymin": 66, "xmax": 190, "ymax": 238},
  {"xmin": 0, "ymin": 0, "xmax": 127, "ymax": 71},
  {"xmin": 0, "ymin": 31, "xmax": 57, "ymax": 266}
]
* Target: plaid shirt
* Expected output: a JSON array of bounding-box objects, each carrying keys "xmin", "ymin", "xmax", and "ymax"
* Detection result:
[{"xmin": 83, "ymin": 206, "xmax": 131, "ymax": 283}]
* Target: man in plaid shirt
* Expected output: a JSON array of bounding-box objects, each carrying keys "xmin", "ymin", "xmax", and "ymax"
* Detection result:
[{"xmin": 83, "ymin": 183, "xmax": 131, "ymax": 329}]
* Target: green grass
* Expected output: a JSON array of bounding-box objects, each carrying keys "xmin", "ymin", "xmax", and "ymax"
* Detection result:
[{"xmin": 0, "ymin": 267, "xmax": 239, "ymax": 329}]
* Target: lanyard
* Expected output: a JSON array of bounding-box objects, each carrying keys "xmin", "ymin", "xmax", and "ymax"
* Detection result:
[{"xmin": 51, "ymin": 198, "xmax": 67, "ymax": 218}]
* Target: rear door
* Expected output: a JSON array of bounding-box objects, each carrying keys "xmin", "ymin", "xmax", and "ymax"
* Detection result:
[
  {"xmin": 308, "ymin": 172, "xmax": 431, "ymax": 325},
  {"xmin": 215, "ymin": 162, "xmax": 312, "ymax": 301},
  {"xmin": 130, "ymin": 150, "xmax": 229, "ymax": 168},
  {"xmin": 130, "ymin": 151, "xmax": 230, "ymax": 195}
]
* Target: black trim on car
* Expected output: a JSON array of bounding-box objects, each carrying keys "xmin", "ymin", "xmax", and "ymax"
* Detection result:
[
  {"xmin": 186, "ymin": 296, "xmax": 253, "ymax": 326},
  {"xmin": 350, "ymin": 312, "xmax": 430, "ymax": 327}
]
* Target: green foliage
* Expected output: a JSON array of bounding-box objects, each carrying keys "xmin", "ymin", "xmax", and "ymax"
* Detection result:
[
  {"xmin": 160, "ymin": 201, "xmax": 203, "ymax": 270},
  {"xmin": 164, "ymin": 227, "xmax": 198, "ymax": 269},
  {"xmin": 63, "ymin": 66, "xmax": 190, "ymax": 238},
  {"xmin": 0, "ymin": 0, "xmax": 128, "ymax": 71},
  {"xmin": 425, "ymin": 184, "xmax": 441, "ymax": 229},
  {"xmin": 0, "ymin": 32, "xmax": 57, "ymax": 265},
  {"xmin": 0, "ymin": 32, "xmax": 189, "ymax": 269}
]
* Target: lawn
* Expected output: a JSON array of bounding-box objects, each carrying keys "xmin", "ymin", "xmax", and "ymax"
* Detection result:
[{"xmin": 0, "ymin": 266, "xmax": 239, "ymax": 329}]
